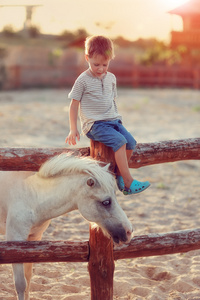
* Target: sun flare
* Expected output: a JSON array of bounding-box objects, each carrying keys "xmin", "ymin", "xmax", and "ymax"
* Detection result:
[{"xmin": 161, "ymin": 0, "xmax": 190, "ymax": 10}]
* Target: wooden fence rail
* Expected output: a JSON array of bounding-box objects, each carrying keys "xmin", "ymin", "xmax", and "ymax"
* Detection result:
[
  {"xmin": 0, "ymin": 137, "xmax": 200, "ymax": 300},
  {"xmin": 1, "ymin": 228, "xmax": 200, "ymax": 264},
  {"xmin": 0, "ymin": 138, "xmax": 199, "ymax": 171}
]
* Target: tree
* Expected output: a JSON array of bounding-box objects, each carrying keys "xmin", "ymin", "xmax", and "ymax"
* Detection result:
[{"xmin": 2, "ymin": 25, "xmax": 16, "ymax": 37}]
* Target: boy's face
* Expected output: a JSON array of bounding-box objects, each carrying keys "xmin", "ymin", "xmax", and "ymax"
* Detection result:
[{"xmin": 85, "ymin": 54, "xmax": 111, "ymax": 78}]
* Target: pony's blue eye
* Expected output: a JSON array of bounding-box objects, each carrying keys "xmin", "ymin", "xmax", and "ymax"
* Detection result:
[{"xmin": 102, "ymin": 198, "xmax": 111, "ymax": 207}]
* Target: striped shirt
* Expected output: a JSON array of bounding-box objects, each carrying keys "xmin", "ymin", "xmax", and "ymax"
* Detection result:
[{"xmin": 68, "ymin": 69, "xmax": 122, "ymax": 135}]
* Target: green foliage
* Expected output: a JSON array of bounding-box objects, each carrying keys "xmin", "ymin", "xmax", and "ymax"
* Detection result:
[
  {"xmin": 59, "ymin": 30, "xmax": 75, "ymax": 42},
  {"xmin": 48, "ymin": 48, "xmax": 63, "ymax": 66},
  {"xmin": 139, "ymin": 41, "xmax": 182, "ymax": 66},
  {"xmin": 28, "ymin": 26, "xmax": 40, "ymax": 38},
  {"xmin": 2, "ymin": 24, "xmax": 40, "ymax": 39},
  {"xmin": 59, "ymin": 28, "xmax": 88, "ymax": 43},
  {"xmin": 139, "ymin": 40, "xmax": 200, "ymax": 66},
  {"xmin": 1, "ymin": 26, "xmax": 200, "ymax": 67},
  {"xmin": 113, "ymin": 38, "xmax": 194, "ymax": 66},
  {"xmin": 2, "ymin": 25, "xmax": 16, "ymax": 38},
  {"xmin": 114, "ymin": 36, "xmax": 134, "ymax": 48}
]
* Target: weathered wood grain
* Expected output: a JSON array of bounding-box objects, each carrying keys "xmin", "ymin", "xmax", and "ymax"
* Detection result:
[
  {"xmin": 88, "ymin": 226, "xmax": 115, "ymax": 300},
  {"xmin": 114, "ymin": 228, "xmax": 200, "ymax": 260},
  {"xmin": 0, "ymin": 138, "xmax": 199, "ymax": 171},
  {"xmin": 1, "ymin": 228, "xmax": 200, "ymax": 264},
  {"xmin": 88, "ymin": 141, "xmax": 115, "ymax": 300},
  {"xmin": 129, "ymin": 138, "xmax": 200, "ymax": 169},
  {"xmin": 0, "ymin": 147, "xmax": 90, "ymax": 171},
  {"xmin": 0, "ymin": 240, "xmax": 89, "ymax": 264}
]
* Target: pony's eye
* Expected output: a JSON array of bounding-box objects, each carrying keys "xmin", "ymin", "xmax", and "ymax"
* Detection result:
[{"xmin": 102, "ymin": 198, "xmax": 111, "ymax": 207}]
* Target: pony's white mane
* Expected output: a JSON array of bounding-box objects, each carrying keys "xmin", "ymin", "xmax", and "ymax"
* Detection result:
[{"xmin": 38, "ymin": 153, "xmax": 115, "ymax": 190}]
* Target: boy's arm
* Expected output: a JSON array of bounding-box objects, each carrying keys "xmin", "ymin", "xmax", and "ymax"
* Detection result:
[{"xmin": 65, "ymin": 99, "xmax": 80, "ymax": 145}]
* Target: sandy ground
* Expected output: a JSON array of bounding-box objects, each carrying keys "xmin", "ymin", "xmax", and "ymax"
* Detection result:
[{"xmin": 0, "ymin": 88, "xmax": 200, "ymax": 299}]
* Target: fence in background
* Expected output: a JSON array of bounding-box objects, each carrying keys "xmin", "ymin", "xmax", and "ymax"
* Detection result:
[{"xmin": 2, "ymin": 65, "xmax": 200, "ymax": 89}]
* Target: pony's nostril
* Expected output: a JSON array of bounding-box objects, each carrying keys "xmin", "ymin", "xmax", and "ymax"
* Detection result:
[
  {"xmin": 127, "ymin": 230, "xmax": 132, "ymax": 236},
  {"xmin": 126, "ymin": 229, "xmax": 133, "ymax": 241}
]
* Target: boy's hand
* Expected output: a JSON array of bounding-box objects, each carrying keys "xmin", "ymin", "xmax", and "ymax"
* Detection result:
[{"xmin": 65, "ymin": 130, "xmax": 80, "ymax": 145}]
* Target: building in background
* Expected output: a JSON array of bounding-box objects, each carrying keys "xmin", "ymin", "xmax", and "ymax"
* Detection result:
[{"xmin": 169, "ymin": 0, "xmax": 200, "ymax": 49}]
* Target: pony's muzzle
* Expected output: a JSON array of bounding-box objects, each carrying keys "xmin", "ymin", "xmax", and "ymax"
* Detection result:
[{"xmin": 107, "ymin": 223, "xmax": 133, "ymax": 244}]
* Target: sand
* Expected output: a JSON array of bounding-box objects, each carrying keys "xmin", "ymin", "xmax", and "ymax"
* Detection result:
[{"xmin": 0, "ymin": 88, "xmax": 200, "ymax": 299}]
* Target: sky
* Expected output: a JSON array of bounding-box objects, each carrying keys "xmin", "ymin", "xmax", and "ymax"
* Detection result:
[{"xmin": 0, "ymin": 0, "xmax": 190, "ymax": 42}]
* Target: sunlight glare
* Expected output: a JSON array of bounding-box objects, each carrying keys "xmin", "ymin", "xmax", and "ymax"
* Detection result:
[{"xmin": 161, "ymin": 0, "xmax": 190, "ymax": 11}]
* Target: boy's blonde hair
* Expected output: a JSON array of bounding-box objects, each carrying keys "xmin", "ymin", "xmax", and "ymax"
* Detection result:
[{"xmin": 85, "ymin": 35, "xmax": 115, "ymax": 59}]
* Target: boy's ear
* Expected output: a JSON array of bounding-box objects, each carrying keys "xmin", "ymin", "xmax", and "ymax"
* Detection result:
[{"xmin": 85, "ymin": 54, "xmax": 89, "ymax": 61}]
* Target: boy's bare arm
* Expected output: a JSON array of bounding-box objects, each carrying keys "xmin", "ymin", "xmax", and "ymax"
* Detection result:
[{"xmin": 65, "ymin": 99, "xmax": 80, "ymax": 145}]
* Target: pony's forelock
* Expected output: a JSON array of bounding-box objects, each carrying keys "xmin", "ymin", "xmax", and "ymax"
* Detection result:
[{"xmin": 38, "ymin": 153, "xmax": 115, "ymax": 190}]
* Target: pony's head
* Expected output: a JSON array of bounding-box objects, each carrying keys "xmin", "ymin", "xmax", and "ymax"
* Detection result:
[{"xmin": 39, "ymin": 153, "xmax": 133, "ymax": 244}]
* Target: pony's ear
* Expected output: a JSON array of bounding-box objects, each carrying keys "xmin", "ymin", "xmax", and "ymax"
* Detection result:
[
  {"xmin": 87, "ymin": 177, "xmax": 96, "ymax": 187},
  {"xmin": 102, "ymin": 163, "xmax": 110, "ymax": 172}
]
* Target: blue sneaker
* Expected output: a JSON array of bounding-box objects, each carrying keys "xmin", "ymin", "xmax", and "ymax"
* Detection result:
[
  {"xmin": 116, "ymin": 175, "xmax": 124, "ymax": 191},
  {"xmin": 123, "ymin": 180, "xmax": 150, "ymax": 195}
]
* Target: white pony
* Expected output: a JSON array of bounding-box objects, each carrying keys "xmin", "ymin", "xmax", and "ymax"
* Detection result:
[{"xmin": 0, "ymin": 153, "xmax": 132, "ymax": 300}]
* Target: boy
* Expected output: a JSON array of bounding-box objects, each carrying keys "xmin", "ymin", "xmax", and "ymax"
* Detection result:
[{"xmin": 65, "ymin": 35, "xmax": 150, "ymax": 195}]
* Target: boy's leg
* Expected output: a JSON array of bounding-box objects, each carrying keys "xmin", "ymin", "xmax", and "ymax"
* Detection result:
[
  {"xmin": 86, "ymin": 120, "xmax": 150, "ymax": 194},
  {"xmin": 115, "ymin": 145, "xmax": 150, "ymax": 194},
  {"xmin": 115, "ymin": 148, "xmax": 133, "ymax": 189},
  {"xmin": 115, "ymin": 144, "xmax": 133, "ymax": 189},
  {"xmin": 126, "ymin": 149, "xmax": 133, "ymax": 162},
  {"xmin": 116, "ymin": 149, "xmax": 133, "ymax": 174}
]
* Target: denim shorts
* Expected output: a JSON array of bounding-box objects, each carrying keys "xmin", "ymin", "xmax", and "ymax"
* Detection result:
[{"xmin": 86, "ymin": 119, "xmax": 137, "ymax": 152}]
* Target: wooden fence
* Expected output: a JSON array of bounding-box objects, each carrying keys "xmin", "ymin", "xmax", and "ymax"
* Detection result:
[
  {"xmin": 3, "ymin": 65, "xmax": 200, "ymax": 89},
  {"xmin": 116, "ymin": 66, "xmax": 200, "ymax": 89},
  {"xmin": 0, "ymin": 137, "xmax": 200, "ymax": 299}
]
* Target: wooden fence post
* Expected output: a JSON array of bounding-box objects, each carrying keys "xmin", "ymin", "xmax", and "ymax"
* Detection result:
[{"xmin": 88, "ymin": 140, "xmax": 116, "ymax": 300}]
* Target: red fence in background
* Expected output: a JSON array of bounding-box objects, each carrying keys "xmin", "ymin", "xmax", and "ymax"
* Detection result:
[
  {"xmin": 112, "ymin": 65, "xmax": 200, "ymax": 89},
  {"xmin": 3, "ymin": 65, "xmax": 200, "ymax": 89}
]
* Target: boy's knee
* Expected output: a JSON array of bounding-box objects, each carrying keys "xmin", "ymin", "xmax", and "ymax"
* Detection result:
[
  {"xmin": 127, "ymin": 137, "xmax": 137, "ymax": 150},
  {"xmin": 113, "ymin": 141, "xmax": 126, "ymax": 152}
]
